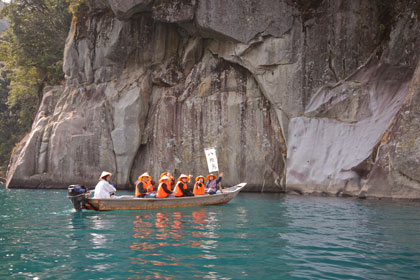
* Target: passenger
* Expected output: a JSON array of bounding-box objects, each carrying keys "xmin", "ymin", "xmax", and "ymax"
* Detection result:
[
  {"xmin": 160, "ymin": 172, "xmax": 175, "ymax": 188},
  {"xmin": 174, "ymin": 174, "xmax": 194, "ymax": 197},
  {"xmin": 206, "ymin": 172, "xmax": 224, "ymax": 195},
  {"xmin": 156, "ymin": 175, "xmax": 174, "ymax": 198},
  {"xmin": 134, "ymin": 172, "xmax": 154, "ymax": 198},
  {"xmin": 93, "ymin": 171, "xmax": 116, "ymax": 199},
  {"xmin": 193, "ymin": 175, "xmax": 206, "ymax": 196},
  {"xmin": 168, "ymin": 172, "xmax": 175, "ymax": 187}
]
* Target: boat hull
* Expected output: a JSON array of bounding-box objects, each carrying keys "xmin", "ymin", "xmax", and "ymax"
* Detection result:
[{"xmin": 76, "ymin": 183, "xmax": 246, "ymax": 211}]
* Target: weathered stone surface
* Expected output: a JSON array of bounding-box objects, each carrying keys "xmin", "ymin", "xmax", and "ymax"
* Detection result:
[
  {"xmin": 6, "ymin": 85, "xmax": 116, "ymax": 188},
  {"xmin": 286, "ymin": 62, "xmax": 414, "ymax": 196},
  {"xmin": 108, "ymin": 0, "xmax": 153, "ymax": 20},
  {"xmin": 64, "ymin": 13, "xmax": 156, "ymax": 86},
  {"xmin": 132, "ymin": 52, "xmax": 285, "ymax": 191},
  {"xmin": 362, "ymin": 61, "xmax": 420, "ymax": 199},
  {"xmin": 152, "ymin": 0, "xmax": 196, "ymax": 23},
  {"xmin": 180, "ymin": 37, "xmax": 203, "ymax": 75},
  {"xmin": 285, "ymin": 5, "xmax": 420, "ymax": 199},
  {"xmin": 298, "ymin": 0, "xmax": 380, "ymax": 107},
  {"xmin": 7, "ymin": 8, "xmax": 286, "ymax": 191},
  {"xmin": 305, "ymin": 81, "xmax": 372, "ymax": 123},
  {"xmin": 83, "ymin": 0, "xmax": 109, "ymax": 13},
  {"xmin": 6, "ymin": 0, "xmax": 420, "ymax": 199},
  {"xmin": 196, "ymin": 0, "xmax": 294, "ymax": 43}
]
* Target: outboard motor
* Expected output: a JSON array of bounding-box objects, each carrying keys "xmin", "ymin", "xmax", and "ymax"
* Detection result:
[{"xmin": 68, "ymin": 185, "xmax": 88, "ymax": 211}]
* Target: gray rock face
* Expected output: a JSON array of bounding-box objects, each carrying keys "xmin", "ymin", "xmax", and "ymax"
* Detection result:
[
  {"xmin": 286, "ymin": 63, "xmax": 414, "ymax": 196},
  {"xmin": 360, "ymin": 13, "xmax": 420, "ymax": 199},
  {"xmin": 108, "ymin": 0, "xmax": 153, "ymax": 20},
  {"xmin": 152, "ymin": 0, "xmax": 196, "ymax": 23},
  {"xmin": 196, "ymin": 0, "xmax": 293, "ymax": 43},
  {"xmin": 7, "ymin": 7, "xmax": 285, "ymax": 191},
  {"xmin": 305, "ymin": 82, "xmax": 372, "ymax": 123},
  {"xmin": 363, "ymin": 63, "xmax": 420, "ymax": 199},
  {"xmin": 6, "ymin": 0, "xmax": 420, "ymax": 199}
]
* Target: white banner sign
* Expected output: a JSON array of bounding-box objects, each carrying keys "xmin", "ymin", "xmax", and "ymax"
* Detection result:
[{"xmin": 205, "ymin": 147, "xmax": 219, "ymax": 173}]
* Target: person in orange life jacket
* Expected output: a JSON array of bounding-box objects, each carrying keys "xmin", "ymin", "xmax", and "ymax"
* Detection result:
[
  {"xmin": 206, "ymin": 172, "xmax": 223, "ymax": 195},
  {"xmin": 160, "ymin": 172, "xmax": 175, "ymax": 188},
  {"xmin": 156, "ymin": 175, "xmax": 174, "ymax": 198},
  {"xmin": 174, "ymin": 174, "xmax": 194, "ymax": 197},
  {"xmin": 134, "ymin": 172, "xmax": 154, "ymax": 198},
  {"xmin": 193, "ymin": 175, "xmax": 206, "ymax": 196}
]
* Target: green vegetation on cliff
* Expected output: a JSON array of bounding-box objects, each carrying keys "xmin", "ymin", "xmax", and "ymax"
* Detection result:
[
  {"xmin": 0, "ymin": 67, "xmax": 16, "ymax": 175},
  {"xmin": 0, "ymin": 0, "xmax": 72, "ymax": 174}
]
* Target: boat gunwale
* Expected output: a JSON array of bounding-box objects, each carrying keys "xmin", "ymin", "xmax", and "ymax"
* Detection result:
[{"xmin": 88, "ymin": 183, "xmax": 245, "ymax": 202}]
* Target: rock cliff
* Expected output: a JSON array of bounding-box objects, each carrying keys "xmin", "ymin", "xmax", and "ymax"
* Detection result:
[{"xmin": 6, "ymin": 0, "xmax": 420, "ymax": 199}]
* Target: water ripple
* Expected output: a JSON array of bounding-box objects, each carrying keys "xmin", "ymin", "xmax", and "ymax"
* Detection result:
[{"xmin": 1, "ymin": 190, "xmax": 420, "ymax": 279}]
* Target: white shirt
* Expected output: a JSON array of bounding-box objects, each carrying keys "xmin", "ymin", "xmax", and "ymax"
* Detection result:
[{"xmin": 93, "ymin": 179, "xmax": 116, "ymax": 199}]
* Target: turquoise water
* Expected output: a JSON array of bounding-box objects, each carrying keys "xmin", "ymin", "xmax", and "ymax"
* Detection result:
[{"xmin": 1, "ymin": 188, "xmax": 420, "ymax": 280}]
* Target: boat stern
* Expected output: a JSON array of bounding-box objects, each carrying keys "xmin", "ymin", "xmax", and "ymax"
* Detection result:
[{"xmin": 67, "ymin": 185, "xmax": 89, "ymax": 211}]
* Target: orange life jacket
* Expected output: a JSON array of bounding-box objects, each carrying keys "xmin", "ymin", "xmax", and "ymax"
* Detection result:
[
  {"xmin": 135, "ymin": 180, "xmax": 153, "ymax": 197},
  {"xmin": 193, "ymin": 182, "xmax": 205, "ymax": 196},
  {"xmin": 146, "ymin": 181, "xmax": 154, "ymax": 193},
  {"xmin": 174, "ymin": 181, "xmax": 187, "ymax": 197},
  {"xmin": 157, "ymin": 182, "xmax": 171, "ymax": 198}
]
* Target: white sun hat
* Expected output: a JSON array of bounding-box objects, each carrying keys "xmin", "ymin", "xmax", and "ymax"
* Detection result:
[
  {"xmin": 99, "ymin": 171, "xmax": 112, "ymax": 180},
  {"xmin": 160, "ymin": 175, "xmax": 170, "ymax": 181},
  {"xmin": 138, "ymin": 172, "xmax": 151, "ymax": 180},
  {"xmin": 178, "ymin": 174, "xmax": 189, "ymax": 181}
]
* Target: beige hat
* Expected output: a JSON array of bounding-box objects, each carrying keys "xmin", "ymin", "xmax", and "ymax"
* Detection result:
[
  {"xmin": 195, "ymin": 175, "xmax": 206, "ymax": 182},
  {"xmin": 178, "ymin": 174, "xmax": 189, "ymax": 181},
  {"xmin": 138, "ymin": 172, "xmax": 151, "ymax": 180},
  {"xmin": 207, "ymin": 174, "xmax": 217, "ymax": 180},
  {"xmin": 160, "ymin": 175, "xmax": 170, "ymax": 182},
  {"xmin": 99, "ymin": 171, "xmax": 112, "ymax": 180}
]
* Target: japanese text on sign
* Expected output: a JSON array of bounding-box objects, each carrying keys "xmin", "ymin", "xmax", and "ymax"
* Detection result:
[{"xmin": 205, "ymin": 147, "xmax": 219, "ymax": 173}]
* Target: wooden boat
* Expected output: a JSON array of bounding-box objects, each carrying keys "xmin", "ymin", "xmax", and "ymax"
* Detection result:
[{"xmin": 68, "ymin": 183, "xmax": 247, "ymax": 211}]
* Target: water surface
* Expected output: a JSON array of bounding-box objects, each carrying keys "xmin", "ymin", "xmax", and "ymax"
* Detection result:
[{"xmin": 1, "ymin": 188, "xmax": 420, "ymax": 279}]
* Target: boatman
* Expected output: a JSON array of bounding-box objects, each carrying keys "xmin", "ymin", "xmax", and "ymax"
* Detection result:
[
  {"xmin": 93, "ymin": 171, "xmax": 116, "ymax": 199},
  {"xmin": 134, "ymin": 172, "xmax": 154, "ymax": 198},
  {"xmin": 156, "ymin": 175, "xmax": 174, "ymax": 198},
  {"xmin": 174, "ymin": 174, "xmax": 194, "ymax": 197},
  {"xmin": 193, "ymin": 175, "xmax": 206, "ymax": 196}
]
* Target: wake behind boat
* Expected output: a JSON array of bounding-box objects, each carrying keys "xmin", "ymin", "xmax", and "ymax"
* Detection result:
[{"xmin": 68, "ymin": 183, "xmax": 247, "ymax": 211}]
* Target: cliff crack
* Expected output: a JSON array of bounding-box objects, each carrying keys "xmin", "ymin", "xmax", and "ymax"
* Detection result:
[{"xmin": 397, "ymin": 169, "xmax": 420, "ymax": 187}]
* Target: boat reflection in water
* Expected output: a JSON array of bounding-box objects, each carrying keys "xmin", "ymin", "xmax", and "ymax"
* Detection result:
[{"xmin": 128, "ymin": 209, "xmax": 224, "ymax": 279}]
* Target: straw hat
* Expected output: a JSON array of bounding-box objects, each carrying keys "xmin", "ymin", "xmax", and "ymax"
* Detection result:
[
  {"xmin": 99, "ymin": 171, "xmax": 112, "ymax": 180},
  {"xmin": 160, "ymin": 175, "xmax": 170, "ymax": 182},
  {"xmin": 178, "ymin": 174, "xmax": 189, "ymax": 181},
  {"xmin": 195, "ymin": 175, "xmax": 206, "ymax": 182},
  {"xmin": 138, "ymin": 172, "xmax": 151, "ymax": 180},
  {"xmin": 207, "ymin": 174, "xmax": 217, "ymax": 180}
]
